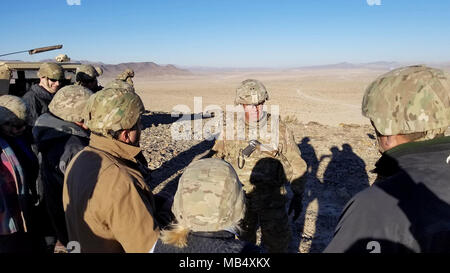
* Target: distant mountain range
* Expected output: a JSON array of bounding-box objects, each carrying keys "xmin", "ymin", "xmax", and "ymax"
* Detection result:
[
  {"xmin": 3, "ymin": 59, "xmax": 450, "ymax": 74},
  {"xmin": 291, "ymin": 61, "xmax": 450, "ymax": 71},
  {"xmin": 38, "ymin": 59, "xmax": 192, "ymax": 77}
]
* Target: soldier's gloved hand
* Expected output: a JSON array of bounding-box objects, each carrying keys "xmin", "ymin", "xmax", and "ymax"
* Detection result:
[
  {"xmin": 288, "ymin": 193, "xmax": 303, "ymax": 221},
  {"xmin": 153, "ymin": 191, "xmax": 175, "ymax": 229}
]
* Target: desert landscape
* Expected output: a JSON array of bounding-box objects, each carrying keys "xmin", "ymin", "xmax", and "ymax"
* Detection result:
[{"xmin": 98, "ymin": 67, "xmax": 398, "ymax": 252}]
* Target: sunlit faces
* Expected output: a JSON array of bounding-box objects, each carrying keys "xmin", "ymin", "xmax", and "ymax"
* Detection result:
[
  {"xmin": 40, "ymin": 77, "xmax": 62, "ymax": 94},
  {"xmin": 243, "ymin": 103, "xmax": 264, "ymax": 123}
]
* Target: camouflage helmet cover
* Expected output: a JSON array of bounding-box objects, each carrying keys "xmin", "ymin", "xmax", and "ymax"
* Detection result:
[
  {"xmin": 362, "ymin": 65, "xmax": 450, "ymax": 135},
  {"xmin": 37, "ymin": 62, "xmax": 64, "ymax": 80},
  {"xmin": 172, "ymin": 158, "xmax": 245, "ymax": 232},
  {"xmin": 76, "ymin": 64, "xmax": 100, "ymax": 81},
  {"xmin": 103, "ymin": 79, "xmax": 135, "ymax": 93},
  {"xmin": 117, "ymin": 68, "xmax": 134, "ymax": 80},
  {"xmin": 0, "ymin": 95, "xmax": 28, "ymax": 125},
  {"xmin": 0, "ymin": 63, "xmax": 11, "ymax": 80},
  {"xmin": 83, "ymin": 87, "xmax": 144, "ymax": 136},
  {"xmin": 49, "ymin": 85, "xmax": 93, "ymax": 123},
  {"xmin": 235, "ymin": 79, "xmax": 269, "ymax": 105},
  {"xmin": 55, "ymin": 54, "xmax": 71, "ymax": 63}
]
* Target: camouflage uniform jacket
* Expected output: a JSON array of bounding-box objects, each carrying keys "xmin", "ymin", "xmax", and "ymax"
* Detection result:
[
  {"xmin": 211, "ymin": 113, "xmax": 306, "ymax": 195},
  {"xmin": 63, "ymin": 134, "xmax": 159, "ymax": 252}
]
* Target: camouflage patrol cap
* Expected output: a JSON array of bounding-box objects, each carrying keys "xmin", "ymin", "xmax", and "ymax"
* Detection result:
[
  {"xmin": 37, "ymin": 62, "xmax": 64, "ymax": 80},
  {"xmin": 83, "ymin": 87, "xmax": 145, "ymax": 136},
  {"xmin": 172, "ymin": 158, "xmax": 245, "ymax": 232},
  {"xmin": 362, "ymin": 65, "xmax": 450, "ymax": 135},
  {"xmin": 76, "ymin": 64, "xmax": 100, "ymax": 82},
  {"xmin": 235, "ymin": 79, "xmax": 269, "ymax": 105},
  {"xmin": 0, "ymin": 95, "xmax": 28, "ymax": 125},
  {"xmin": 49, "ymin": 85, "xmax": 93, "ymax": 123},
  {"xmin": 103, "ymin": 79, "xmax": 135, "ymax": 93}
]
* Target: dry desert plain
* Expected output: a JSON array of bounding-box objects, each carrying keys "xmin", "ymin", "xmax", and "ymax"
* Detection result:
[{"xmin": 131, "ymin": 68, "xmax": 385, "ymax": 126}]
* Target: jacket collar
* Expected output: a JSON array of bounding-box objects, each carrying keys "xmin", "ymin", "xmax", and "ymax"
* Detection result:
[
  {"xmin": 374, "ymin": 136, "xmax": 450, "ymax": 178},
  {"xmin": 30, "ymin": 83, "xmax": 53, "ymax": 102},
  {"xmin": 89, "ymin": 133, "xmax": 142, "ymax": 163}
]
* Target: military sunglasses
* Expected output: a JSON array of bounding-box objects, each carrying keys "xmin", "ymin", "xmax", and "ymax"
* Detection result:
[{"xmin": 48, "ymin": 77, "xmax": 62, "ymax": 82}]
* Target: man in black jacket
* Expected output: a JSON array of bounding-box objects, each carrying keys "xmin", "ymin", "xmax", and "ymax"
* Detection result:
[
  {"xmin": 33, "ymin": 85, "xmax": 92, "ymax": 250},
  {"xmin": 23, "ymin": 62, "xmax": 64, "ymax": 126},
  {"xmin": 324, "ymin": 65, "xmax": 450, "ymax": 253}
]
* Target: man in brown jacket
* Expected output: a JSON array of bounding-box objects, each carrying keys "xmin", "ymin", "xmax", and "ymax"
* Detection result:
[{"xmin": 62, "ymin": 87, "xmax": 159, "ymax": 253}]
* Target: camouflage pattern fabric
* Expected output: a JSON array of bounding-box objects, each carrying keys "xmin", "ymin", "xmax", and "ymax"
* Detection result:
[
  {"xmin": 37, "ymin": 63, "xmax": 64, "ymax": 80},
  {"xmin": 211, "ymin": 112, "xmax": 307, "ymax": 252},
  {"xmin": 48, "ymin": 85, "xmax": 93, "ymax": 123},
  {"xmin": 362, "ymin": 65, "xmax": 450, "ymax": 136},
  {"xmin": 103, "ymin": 80, "xmax": 135, "ymax": 93},
  {"xmin": 116, "ymin": 69, "xmax": 135, "ymax": 86},
  {"xmin": 83, "ymin": 87, "xmax": 144, "ymax": 136},
  {"xmin": 0, "ymin": 95, "xmax": 28, "ymax": 125},
  {"xmin": 55, "ymin": 54, "xmax": 70, "ymax": 63},
  {"xmin": 172, "ymin": 158, "xmax": 245, "ymax": 232},
  {"xmin": 235, "ymin": 79, "xmax": 269, "ymax": 105},
  {"xmin": 0, "ymin": 63, "xmax": 11, "ymax": 80}
]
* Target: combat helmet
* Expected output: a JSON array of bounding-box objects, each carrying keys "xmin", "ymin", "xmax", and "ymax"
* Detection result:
[
  {"xmin": 235, "ymin": 79, "xmax": 269, "ymax": 105},
  {"xmin": 49, "ymin": 85, "xmax": 93, "ymax": 123},
  {"xmin": 83, "ymin": 87, "xmax": 144, "ymax": 136},
  {"xmin": 362, "ymin": 65, "xmax": 450, "ymax": 136},
  {"xmin": 172, "ymin": 158, "xmax": 245, "ymax": 232},
  {"xmin": 76, "ymin": 64, "xmax": 102, "ymax": 82},
  {"xmin": 0, "ymin": 95, "xmax": 28, "ymax": 125},
  {"xmin": 103, "ymin": 79, "xmax": 135, "ymax": 93},
  {"xmin": 37, "ymin": 62, "xmax": 64, "ymax": 80},
  {"xmin": 117, "ymin": 69, "xmax": 134, "ymax": 80}
]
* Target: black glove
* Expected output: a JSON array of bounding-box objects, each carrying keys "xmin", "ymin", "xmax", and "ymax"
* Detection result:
[
  {"xmin": 153, "ymin": 192, "xmax": 175, "ymax": 229},
  {"xmin": 288, "ymin": 193, "xmax": 303, "ymax": 221}
]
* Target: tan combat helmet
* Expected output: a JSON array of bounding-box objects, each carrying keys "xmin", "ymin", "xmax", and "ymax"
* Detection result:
[
  {"xmin": 235, "ymin": 79, "xmax": 269, "ymax": 105},
  {"xmin": 362, "ymin": 65, "xmax": 450, "ymax": 136},
  {"xmin": 49, "ymin": 85, "xmax": 93, "ymax": 123},
  {"xmin": 37, "ymin": 62, "xmax": 64, "ymax": 81},
  {"xmin": 55, "ymin": 54, "xmax": 71, "ymax": 63},
  {"xmin": 172, "ymin": 158, "xmax": 245, "ymax": 232},
  {"xmin": 0, "ymin": 95, "xmax": 28, "ymax": 126},
  {"xmin": 76, "ymin": 64, "xmax": 102, "ymax": 82},
  {"xmin": 103, "ymin": 79, "xmax": 135, "ymax": 93},
  {"xmin": 83, "ymin": 87, "xmax": 144, "ymax": 136}
]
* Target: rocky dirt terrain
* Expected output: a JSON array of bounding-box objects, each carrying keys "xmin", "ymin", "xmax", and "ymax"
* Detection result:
[{"xmin": 139, "ymin": 111, "xmax": 380, "ymax": 253}]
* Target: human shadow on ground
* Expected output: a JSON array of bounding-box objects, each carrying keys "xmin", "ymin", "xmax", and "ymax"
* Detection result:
[
  {"xmin": 141, "ymin": 111, "xmax": 213, "ymax": 129},
  {"xmin": 294, "ymin": 138, "xmax": 370, "ymax": 252},
  {"xmin": 148, "ymin": 139, "xmax": 216, "ymax": 197}
]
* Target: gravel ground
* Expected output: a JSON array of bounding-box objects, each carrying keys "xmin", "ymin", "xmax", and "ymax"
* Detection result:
[{"xmin": 140, "ymin": 111, "xmax": 380, "ymax": 253}]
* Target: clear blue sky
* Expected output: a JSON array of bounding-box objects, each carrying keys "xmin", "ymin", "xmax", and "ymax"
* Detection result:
[{"xmin": 1, "ymin": 0, "xmax": 450, "ymax": 67}]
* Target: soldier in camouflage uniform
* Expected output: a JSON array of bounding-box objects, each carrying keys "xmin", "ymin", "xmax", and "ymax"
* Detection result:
[
  {"xmin": 32, "ymin": 85, "xmax": 93, "ymax": 249},
  {"xmin": 62, "ymin": 87, "xmax": 161, "ymax": 252},
  {"xmin": 75, "ymin": 64, "xmax": 103, "ymax": 93},
  {"xmin": 325, "ymin": 65, "xmax": 450, "ymax": 253},
  {"xmin": 116, "ymin": 68, "xmax": 135, "ymax": 86},
  {"xmin": 154, "ymin": 158, "xmax": 261, "ymax": 253},
  {"xmin": 210, "ymin": 79, "xmax": 307, "ymax": 253}
]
